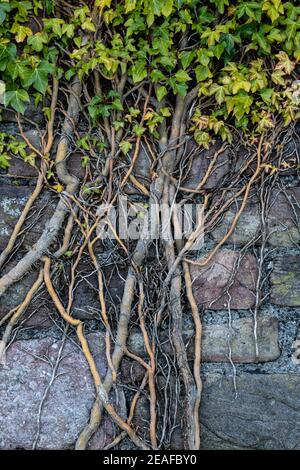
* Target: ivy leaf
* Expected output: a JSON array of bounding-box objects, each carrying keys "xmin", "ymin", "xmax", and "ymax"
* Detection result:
[
  {"xmin": 43, "ymin": 18, "xmax": 64, "ymax": 37},
  {"xmin": 260, "ymin": 88, "xmax": 274, "ymax": 103},
  {"xmin": 194, "ymin": 130, "xmax": 211, "ymax": 149},
  {"xmin": 7, "ymin": 61, "xmax": 30, "ymax": 80},
  {"xmin": 82, "ymin": 18, "xmax": 96, "ymax": 32},
  {"xmin": 27, "ymin": 32, "xmax": 48, "ymax": 52},
  {"xmin": 210, "ymin": 0, "xmax": 229, "ymax": 14},
  {"xmin": 262, "ymin": 0, "xmax": 284, "ymax": 23},
  {"xmin": 120, "ymin": 140, "xmax": 133, "ymax": 155},
  {"xmin": 213, "ymin": 43, "xmax": 225, "ymax": 59},
  {"xmin": 160, "ymin": 107, "xmax": 171, "ymax": 117},
  {"xmin": 52, "ymin": 183, "xmax": 64, "ymax": 193},
  {"xmin": 271, "ymin": 69, "xmax": 285, "ymax": 85},
  {"xmin": 275, "ymin": 51, "xmax": 295, "ymax": 74},
  {"xmin": 209, "ymin": 83, "xmax": 226, "ymax": 104},
  {"xmin": 131, "ymin": 60, "xmax": 147, "ymax": 83},
  {"xmin": 22, "ymin": 61, "xmax": 53, "ymax": 94},
  {"xmin": 195, "ymin": 65, "xmax": 212, "ymax": 82},
  {"xmin": 10, "ymin": 23, "xmax": 33, "ymax": 43},
  {"xmin": 197, "ymin": 48, "xmax": 214, "ymax": 66},
  {"xmin": 133, "ymin": 125, "xmax": 146, "ymax": 136},
  {"xmin": 5, "ymin": 89, "xmax": 30, "ymax": 114},
  {"xmin": 125, "ymin": 0, "xmax": 136, "ymax": 13},
  {"xmin": 179, "ymin": 50, "xmax": 195, "ymax": 70},
  {"xmin": 0, "ymin": 44, "xmax": 16, "ymax": 71},
  {"xmin": 175, "ymin": 70, "xmax": 191, "ymax": 83},
  {"xmin": 0, "ymin": 152, "xmax": 10, "ymax": 170},
  {"xmin": 236, "ymin": 2, "xmax": 262, "ymax": 21},
  {"xmin": 62, "ymin": 24, "xmax": 75, "ymax": 38},
  {"xmin": 267, "ymin": 28, "xmax": 283, "ymax": 43},
  {"xmin": 175, "ymin": 82, "xmax": 188, "ymax": 97},
  {"xmin": 65, "ymin": 68, "xmax": 74, "ymax": 81},
  {"xmin": 161, "ymin": 0, "xmax": 173, "ymax": 17},
  {"xmin": 225, "ymin": 92, "xmax": 253, "ymax": 121},
  {"xmin": 156, "ymin": 85, "xmax": 168, "ymax": 102},
  {"xmin": 168, "ymin": 77, "xmax": 188, "ymax": 96},
  {"xmin": 0, "ymin": 2, "xmax": 11, "ymax": 24},
  {"xmin": 150, "ymin": 69, "xmax": 165, "ymax": 82},
  {"xmin": 232, "ymin": 80, "xmax": 251, "ymax": 94},
  {"xmin": 252, "ymin": 31, "xmax": 271, "ymax": 54}
]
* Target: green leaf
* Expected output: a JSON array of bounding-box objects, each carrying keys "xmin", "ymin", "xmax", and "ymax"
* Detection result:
[
  {"xmin": 195, "ymin": 65, "xmax": 212, "ymax": 82},
  {"xmin": 271, "ymin": 69, "xmax": 285, "ymax": 85},
  {"xmin": 10, "ymin": 23, "xmax": 33, "ymax": 42},
  {"xmin": 150, "ymin": 69, "xmax": 165, "ymax": 82},
  {"xmin": 0, "ymin": 152, "xmax": 10, "ymax": 170},
  {"xmin": 210, "ymin": 0, "xmax": 229, "ymax": 14},
  {"xmin": 160, "ymin": 107, "xmax": 171, "ymax": 117},
  {"xmin": 252, "ymin": 31, "xmax": 271, "ymax": 54},
  {"xmin": 275, "ymin": 51, "xmax": 295, "ymax": 74},
  {"xmin": 131, "ymin": 60, "xmax": 147, "ymax": 83},
  {"xmin": 197, "ymin": 48, "xmax": 213, "ymax": 66},
  {"xmin": 260, "ymin": 87, "xmax": 273, "ymax": 103},
  {"xmin": 65, "ymin": 68, "xmax": 74, "ymax": 81},
  {"xmin": 62, "ymin": 23, "xmax": 75, "ymax": 38},
  {"xmin": 133, "ymin": 125, "xmax": 146, "ymax": 136},
  {"xmin": 175, "ymin": 70, "xmax": 191, "ymax": 83},
  {"xmin": 125, "ymin": 0, "xmax": 136, "ymax": 13},
  {"xmin": 5, "ymin": 89, "xmax": 30, "ymax": 114},
  {"xmin": 27, "ymin": 32, "xmax": 48, "ymax": 52},
  {"xmin": 179, "ymin": 50, "xmax": 195, "ymax": 70},
  {"xmin": 120, "ymin": 140, "xmax": 133, "ymax": 155},
  {"xmin": 236, "ymin": 2, "xmax": 262, "ymax": 21},
  {"xmin": 161, "ymin": 0, "xmax": 173, "ymax": 17},
  {"xmin": 7, "ymin": 61, "xmax": 29, "ymax": 80},
  {"xmin": 194, "ymin": 130, "xmax": 211, "ymax": 149},
  {"xmin": 22, "ymin": 61, "xmax": 53, "ymax": 94},
  {"xmin": 209, "ymin": 83, "xmax": 226, "ymax": 104},
  {"xmin": 0, "ymin": 2, "xmax": 11, "ymax": 24},
  {"xmin": 156, "ymin": 85, "xmax": 168, "ymax": 102},
  {"xmin": 232, "ymin": 80, "xmax": 251, "ymax": 94}
]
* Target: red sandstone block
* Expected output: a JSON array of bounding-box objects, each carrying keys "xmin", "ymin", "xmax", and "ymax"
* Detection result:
[{"xmin": 190, "ymin": 249, "xmax": 258, "ymax": 310}]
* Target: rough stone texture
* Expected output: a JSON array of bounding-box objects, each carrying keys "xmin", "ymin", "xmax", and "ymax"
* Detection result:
[
  {"xmin": 184, "ymin": 142, "xmax": 230, "ymax": 190},
  {"xmin": 0, "ymin": 272, "xmax": 52, "ymax": 328},
  {"xmin": 211, "ymin": 192, "xmax": 260, "ymax": 245},
  {"xmin": 268, "ymin": 187, "xmax": 300, "ymax": 246},
  {"xmin": 190, "ymin": 249, "xmax": 258, "ymax": 309},
  {"xmin": 0, "ymin": 185, "xmax": 32, "ymax": 250},
  {"xmin": 124, "ymin": 144, "xmax": 152, "ymax": 194},
  {"xmin": 212, "ymin": 187, "xmax": 300, "ymax": 247},
  {"xmin": 158, "ymin": 316, "xmax": 280, "ymax": 363},
  {"xmin": 200, "ymin": 373, "xmax": 300, "ymax": 450},
  {"xmin": 0, "ymin": 333, "xmax": 126, "ymax": 449},
  {"xmin": 1, "ymin": 99, "xmax": 44, "ymax": 125},
  {"xmin": 0, "ymin": 185, "xmax": 55, "ymax": 251},
  {"xmin": 120, "ymin": 358, "xmax": 145, "ymax": 385},
  {"xmin": 270, "ymin": 255, "xmax": 300, "ymax": 307},
  {"xmin": 72, "ymin": 264, "xmax": 126, "ymax": 320},
  {"xmin": 200, "ymin": 316, "xmax": 280, "ymax": 363},
  {"xmin": 66, "ymin": 152, "xmax": 86, "ymax": 180},
  {"xmin": 0, "ymin": 270, "xmax": 53, "ymax": 328}
]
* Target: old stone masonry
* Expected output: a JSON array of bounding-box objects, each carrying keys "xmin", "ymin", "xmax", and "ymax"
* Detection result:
[{"xmin": 0, "ymin": 110, "xmax": 300, "ymax": 449}]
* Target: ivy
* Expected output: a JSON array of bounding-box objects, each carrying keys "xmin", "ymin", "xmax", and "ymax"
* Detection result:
[
  {"xmin": 0, "ymin": 132, "xmax": 35, "ymax": 169},
  {"xmin": 0, "ymin": 0, "xmax": 299, "ymax": 142}
]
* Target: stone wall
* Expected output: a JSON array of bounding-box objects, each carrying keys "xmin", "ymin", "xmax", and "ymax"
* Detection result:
[{"xmin": 0, "ymin": 112, "xmax": 300, "ymax": 449}]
